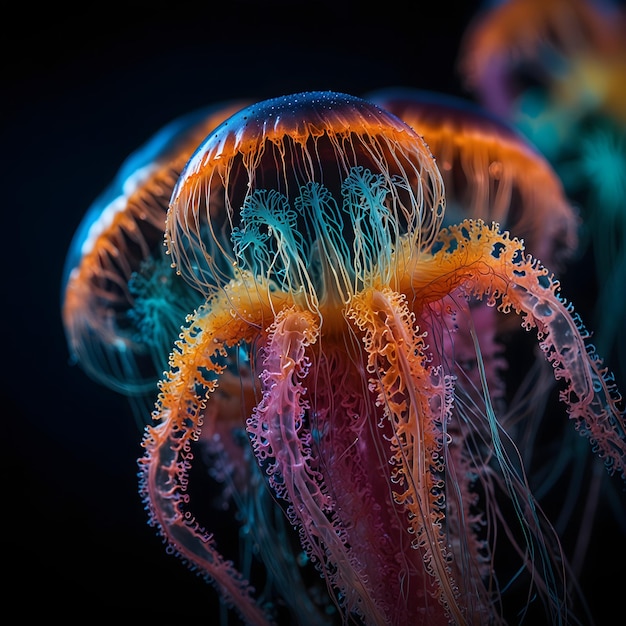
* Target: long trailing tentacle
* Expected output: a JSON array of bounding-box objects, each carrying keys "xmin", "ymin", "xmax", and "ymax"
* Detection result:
[
  {"xmin": 404, "ymin": 218, "xmax": 626, "ymax": 480},
  {"xmin": 138, "ymin": 272, "xmax": 288, "ymax": 626}
]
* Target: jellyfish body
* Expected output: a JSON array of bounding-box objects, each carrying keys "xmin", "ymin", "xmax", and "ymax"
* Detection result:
[
  {"xmin": 138, "ymin": 91, "xmax": 625, "ymax": 625},
  {"xmin": 61, "ymin": 100, "xmax": 249, "ymax": 415}
]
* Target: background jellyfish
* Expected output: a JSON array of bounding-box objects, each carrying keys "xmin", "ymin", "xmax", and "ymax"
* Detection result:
[
  {"xmin": 61, "ymin": 99, "xmax": 249, "ymax": 423},
  {"xmin": 457, "ymin": 0, "xmax": 626, "ymax": 386},
  {"xmin": 60, "ymin": 97, "xmax": 335, "ymax": 625},
  {"xmin": 457, "ymin": 0, "xmax": 626, "ymax": 578},
  {"xmin": 456, "ymin": 0, "xmax": 625, "ymax": 123},
  {"xmin": 139, "ymin": 91, "xmax": 625, "ymax": 625}
]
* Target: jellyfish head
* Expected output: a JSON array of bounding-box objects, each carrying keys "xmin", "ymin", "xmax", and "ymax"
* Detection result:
[{"xmin": 166, "ymin": 91, "xmax": 446, "ymax": 319}]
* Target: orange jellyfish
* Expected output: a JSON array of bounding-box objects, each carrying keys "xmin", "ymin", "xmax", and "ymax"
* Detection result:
[
  {"xmin": 364, "ymin": 87, "xmax": 579, "ymax": 273},
  {"xmin": 61, "ymin": 99, "xmax": 249, "ymax": 422},
  {"xmin": 457, "ymin": 0, "xmax": 626, "ymax": 124},
  {"xmin": 138, "ymin": 91, "xmax": 625, "ymax": 625}
]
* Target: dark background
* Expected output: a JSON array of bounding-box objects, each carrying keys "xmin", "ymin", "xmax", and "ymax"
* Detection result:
[{"xmin": 4, "ymin": 1, "xmax": 623, "ymax": 623}]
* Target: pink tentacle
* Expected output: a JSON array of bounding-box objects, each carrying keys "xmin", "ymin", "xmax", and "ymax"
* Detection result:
[{"xmin": 247, "ymin": 306, "xmax": 390, "ymax": 625}]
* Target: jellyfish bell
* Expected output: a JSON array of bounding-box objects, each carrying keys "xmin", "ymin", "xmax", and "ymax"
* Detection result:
[
  {"xmin": 166, "ymin": 90, "xmax": 446, "ymax": 311},
  {"xmin": 364, "ymin": 86, "xmax": 580, "ymax": 274},
  {"xmin": 61, "ymin": 100, "xmax": 250, "ymax": 412}
]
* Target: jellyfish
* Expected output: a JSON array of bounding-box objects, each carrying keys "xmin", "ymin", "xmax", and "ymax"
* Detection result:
[
  {"xmin": 138, "ymin": 91, "xmax": 625, "ymax": 625},
  {"xmin": 457, "ymin": 0, "xmax": 626, "ymax": 125},
  {"xmin": 61, "ymin": 99, "xmax": 250, "ymax": 422}
]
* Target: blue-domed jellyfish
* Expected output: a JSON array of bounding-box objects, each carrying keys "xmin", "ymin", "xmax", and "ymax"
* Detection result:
[{"xmin": 138, "ymin": 91, "xmax": 625, "ymax": 625}]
